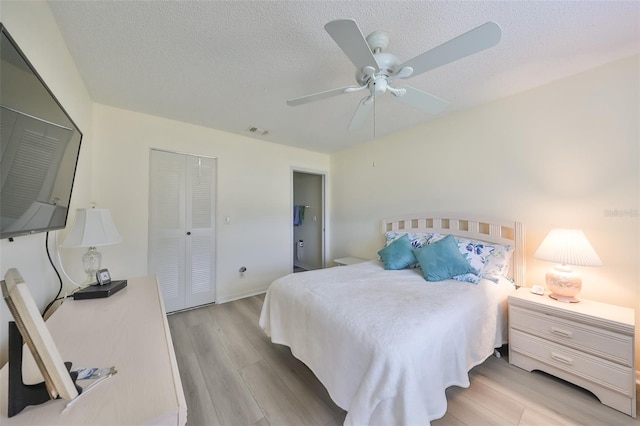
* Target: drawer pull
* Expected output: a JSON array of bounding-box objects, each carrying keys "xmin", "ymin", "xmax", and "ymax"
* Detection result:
[
  {"xmin": 550, "ymin": 326, "xmax": 572, "ymax": 338},
  {"xmin": 551, "ymin": 352, "xmax": 573, "ymax": 365}
]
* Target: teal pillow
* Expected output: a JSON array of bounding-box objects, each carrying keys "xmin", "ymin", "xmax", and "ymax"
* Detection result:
[
  {"xmin": 413, "ymin": 234, "xmax": 476, "ymax": 281},
  {"xmin": 377, "ymin": 234, "xmax": 416, "ymax": 270}
]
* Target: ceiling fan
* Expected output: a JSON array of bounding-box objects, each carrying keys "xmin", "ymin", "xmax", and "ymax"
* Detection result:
[{"xmin": 287, "ymin": 19, "xmax": 502, "ymax": 130}]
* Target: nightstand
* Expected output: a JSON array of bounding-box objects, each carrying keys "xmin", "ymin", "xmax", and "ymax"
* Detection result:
[
  {"xmin": 508, "ymin": 287, "xmax": 636, "ymax": 417},
  {"xmin": 333, "ymin": 257, "xmax": 366, "ymax": 266}
]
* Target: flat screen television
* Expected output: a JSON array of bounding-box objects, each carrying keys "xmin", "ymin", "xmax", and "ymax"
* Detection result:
[{"xmin": 0, "ymin": 23, "xmax": 83, "ymax": 240}]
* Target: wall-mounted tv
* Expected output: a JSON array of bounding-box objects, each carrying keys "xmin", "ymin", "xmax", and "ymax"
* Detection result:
[{"xmin": 0, "ymin": 23, "xmax": 83, "ymax": 240}]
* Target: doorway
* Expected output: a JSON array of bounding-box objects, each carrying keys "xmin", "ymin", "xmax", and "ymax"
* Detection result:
[{"xmin": 292, "ymin": 170, "xmax": 325, "ymax": 272}]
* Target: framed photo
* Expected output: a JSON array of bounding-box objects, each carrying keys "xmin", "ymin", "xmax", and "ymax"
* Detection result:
[{"xmin": 1, "ymin": 268, "xmax": 79, "ymax": 401}]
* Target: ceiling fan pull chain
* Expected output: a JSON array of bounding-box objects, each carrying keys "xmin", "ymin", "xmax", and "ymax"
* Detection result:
[{"xmin": 373, "ymin": 94, "xmax": 376, "ymax": 140}]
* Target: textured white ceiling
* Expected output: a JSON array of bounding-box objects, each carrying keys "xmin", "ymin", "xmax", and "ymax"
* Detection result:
[{"xmin": 48, "ymin": 1, "xmax": 639, "ymax": 153}]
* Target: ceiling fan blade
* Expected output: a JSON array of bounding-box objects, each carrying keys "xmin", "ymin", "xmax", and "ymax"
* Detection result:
[
  {"xmin": 287, "ymin": 85, "xmax": 361, "ymax": 106},
  {"xmin": 398, "ymin": 21, "xmax": 501, "ymax": 77},
  {"xmin": 393, "ymin": 86, "xmax": 450, "ymax": 115},
  {"xmin": 348, "ymin": 96, "xmax": 374, "ymax": 130},
  {"xmin": 325, "ymin": 19, "xmax": 379, "ymax": 72}
]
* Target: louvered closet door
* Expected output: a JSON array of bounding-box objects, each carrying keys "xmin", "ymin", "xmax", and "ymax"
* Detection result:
[
  {"xmin": 148, "ymin": 149, "xmax": 216, "ymax": 312},
  {"xmin": 184, "ymin": 155, "xmax": 216, "ymax": 309}
]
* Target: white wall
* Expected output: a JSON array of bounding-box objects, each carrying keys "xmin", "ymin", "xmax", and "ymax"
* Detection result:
[
  {"xmin": 330, "ymin": 55, "xmax": 640, "ymax": 368},
  {"xmin": 91, "ymin": 104, "xmax": 330, "ymax": 303},
  {"xmin": 0, "ymin": 1, "xmax": 94, "ymax": 365}
]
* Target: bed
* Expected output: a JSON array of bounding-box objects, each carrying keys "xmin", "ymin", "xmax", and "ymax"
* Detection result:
[{"xmin": 259, "ymin": 214, "xmax": 525, "ymax": 425}]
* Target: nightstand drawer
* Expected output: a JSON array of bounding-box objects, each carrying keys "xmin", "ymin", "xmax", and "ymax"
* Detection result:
[
  {"xmin": 510, "ymin": 305, "xmax": 633, "ymax": 366},
  {"xmin": 510, "ymin": 329, "xmax": 634, "ymax": 396}
]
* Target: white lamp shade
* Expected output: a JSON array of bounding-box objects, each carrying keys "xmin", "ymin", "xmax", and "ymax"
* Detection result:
[
  {"xmin": 62, "ymin": 208, "xmax": 122, "ymax": 248},
  {"xmin": 533, "ymin": 228, "xmax": 602, "ymax": 267}
]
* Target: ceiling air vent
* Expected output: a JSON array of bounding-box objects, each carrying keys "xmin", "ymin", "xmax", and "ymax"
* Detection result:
[{"xmin": 247, "ymin": 126, "xmax": 270, "ymax": 136}]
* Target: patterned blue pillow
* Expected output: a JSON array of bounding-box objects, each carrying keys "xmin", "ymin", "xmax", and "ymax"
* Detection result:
[
  {"xmin": 482, "ymin": 244, "xmax": 514, "ymax": 282},
  {"xmin": 459, "ymin": 239, "xmax": 495, "ymax": 271},
  {"xmin": 384, "ymin": 231, "xmax": 431, "ymax": 249}
]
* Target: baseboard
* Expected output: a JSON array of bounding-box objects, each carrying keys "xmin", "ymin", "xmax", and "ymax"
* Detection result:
[
  {"xmin": 166, "ymin": 288, "xmax": 267, "ymax": 313},
  {"xmin": 216, "ymin": 288, "xmax": 267, "ymax": 304},
  {"xmin": 167, "ymin": 301, "xmax": 216, "ymax": 315}
]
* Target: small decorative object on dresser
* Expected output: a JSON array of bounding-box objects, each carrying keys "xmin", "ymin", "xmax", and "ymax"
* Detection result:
[{"xmin": 509, "ymin": 287, "xmax": 636, "ymax": 417}]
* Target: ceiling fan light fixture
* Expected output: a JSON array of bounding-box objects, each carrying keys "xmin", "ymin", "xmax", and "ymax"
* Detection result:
[
  {"xmin": 287, "ymin": 19, "xmax": 502, "ymax": 131},
  {"xmin": 373, "ymin": 52, "xmax": 400, "ymax": 74},
  {"xmin": 370, "ymin": 76, "xmax": 388, "ymax": 97}
]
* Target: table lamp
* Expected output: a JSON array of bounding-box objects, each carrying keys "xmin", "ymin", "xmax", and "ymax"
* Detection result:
[
  {"xmin": 533, "ymin": 228, "xmax": 602, "ymax": 303},
  {"xmin": 62, "ymin": 207, "xmax": 122, "ymax": 283}
]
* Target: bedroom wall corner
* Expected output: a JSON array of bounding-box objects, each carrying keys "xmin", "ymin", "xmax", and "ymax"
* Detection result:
[{"xmin": 0, "ymin": 1, "xmax": 94, "ymax": 366}]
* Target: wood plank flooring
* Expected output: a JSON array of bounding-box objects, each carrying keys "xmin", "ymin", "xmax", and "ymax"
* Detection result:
[{"xmin": 168, "ymin": 295, "xmax": 639, "ymax": 426}]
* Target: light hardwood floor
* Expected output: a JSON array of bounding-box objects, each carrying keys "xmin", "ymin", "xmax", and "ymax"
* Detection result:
[{"xmin": 168, "ymin": 295, "xmax": 639, "ymax": 426}]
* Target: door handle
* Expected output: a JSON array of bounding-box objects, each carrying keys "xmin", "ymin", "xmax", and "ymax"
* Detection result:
[{"xmin": 186, "ymin": 231, "xmax": 191, "ymax": 236}]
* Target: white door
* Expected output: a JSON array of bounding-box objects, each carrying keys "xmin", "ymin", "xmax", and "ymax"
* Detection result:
[{"xmin": 148, "ymin": 149, "xmax": 216, "ymax": 312}]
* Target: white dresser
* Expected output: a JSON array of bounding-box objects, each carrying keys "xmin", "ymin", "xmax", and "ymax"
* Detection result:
[
  {"xmin": 508, "ymin": 287, "xmax": 636, "ymax": 417},
  {"xmin": 0, "ymin": 275, "xmax": 187, "ymax": 425}
]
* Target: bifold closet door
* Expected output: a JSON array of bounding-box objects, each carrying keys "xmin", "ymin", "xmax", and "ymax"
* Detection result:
[{"xmin": 148, "ymin": 149, "xmax": 216, "ymax": 312}]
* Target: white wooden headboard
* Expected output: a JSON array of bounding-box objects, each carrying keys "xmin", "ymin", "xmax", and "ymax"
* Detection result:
[{"xmin": 382, "ymin": 214, "xmax": 525, "ymax": 287}]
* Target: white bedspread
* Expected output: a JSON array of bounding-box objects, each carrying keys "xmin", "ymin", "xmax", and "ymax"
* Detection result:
[{"xmin": 259, "ymin": 260, "xmax": 514, "ymax": 425}]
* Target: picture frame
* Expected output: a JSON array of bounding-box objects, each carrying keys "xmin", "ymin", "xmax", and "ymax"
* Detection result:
[{"xmin": 1, "ymin": 269, "xmax": 79, "ymax": 405}]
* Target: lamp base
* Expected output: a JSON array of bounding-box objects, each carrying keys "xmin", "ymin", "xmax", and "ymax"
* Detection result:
[
  {"xmin": 545, "ymin": 264, "xmax": 582, "ymax": 303},
  {"xmin": 82, "ymin": 246, "xmax": 102, "ymax": 284},
  {"xmin": 548, "ymin": 293, "xmax": 580, "ymax": 303}
]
